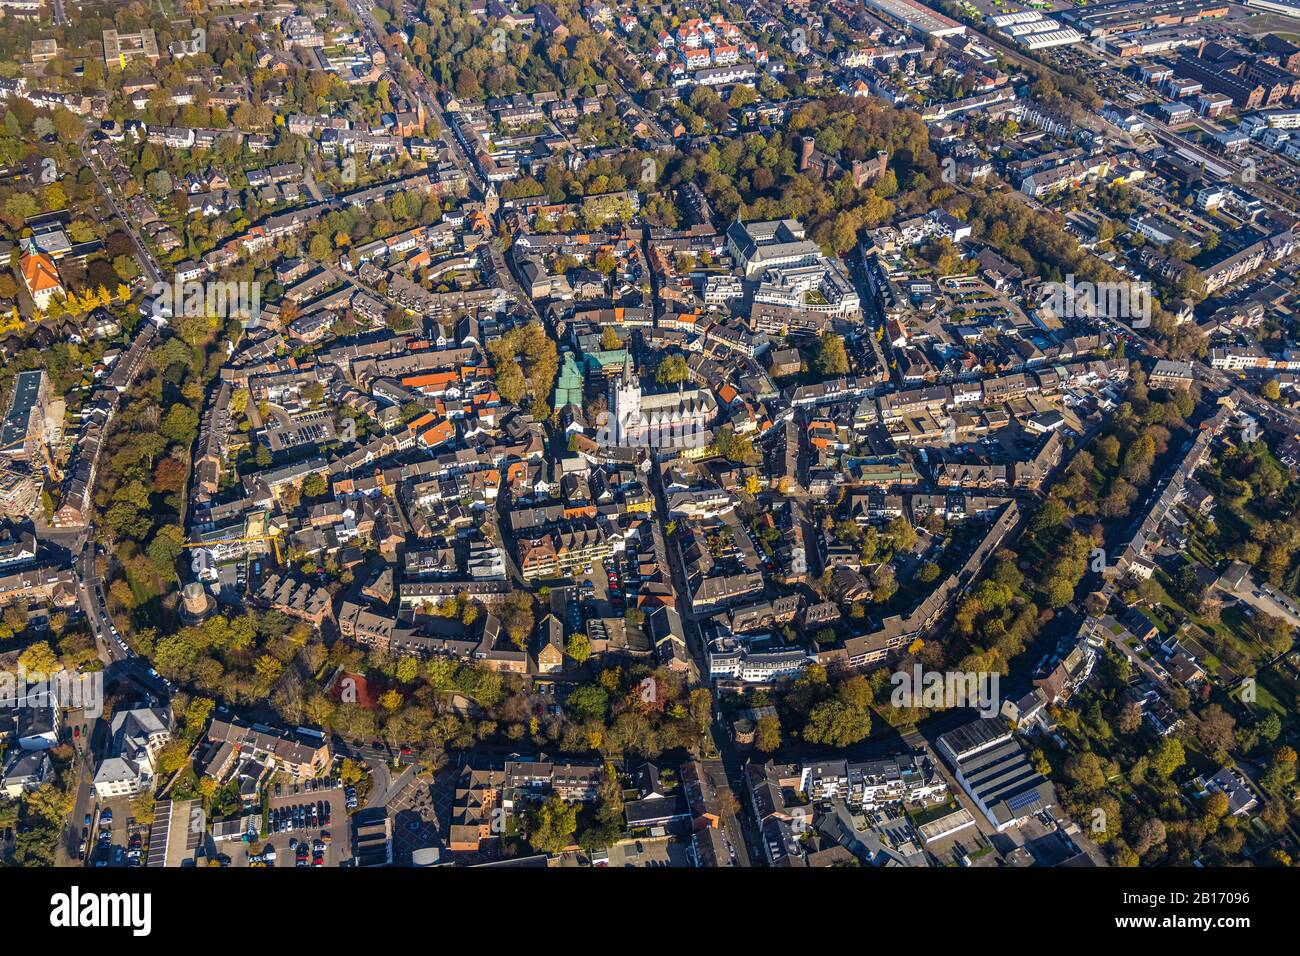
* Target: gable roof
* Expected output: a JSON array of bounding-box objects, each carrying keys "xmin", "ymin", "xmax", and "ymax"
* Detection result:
[{"xmin": 19, "ymin": 252, "xmax": 62, "ymax": 294}]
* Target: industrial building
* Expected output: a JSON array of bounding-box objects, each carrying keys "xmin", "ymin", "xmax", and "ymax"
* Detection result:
[
  {"xmin": 988, "ymin": 11, "xmax": 1084, "ymax": 50},
  {"xmin": 1066, "ymin": 0, "xmax": 1230, "ymax": 37},
  {"xmin": 860, "ymin": 0, "xmax": 966, "ymax": 39}
]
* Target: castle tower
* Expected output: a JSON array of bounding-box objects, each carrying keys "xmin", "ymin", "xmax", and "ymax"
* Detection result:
[
  {"xmin": 180, "ymin": 580, "xmax": 215, "ymax": 625},
  {"xmin": 851, "ymin": 150, "xmax": 889, "ymax": 189},
  {"xmin": 799, "ymin": 136, "xmax": 816, "ymax": 172}
]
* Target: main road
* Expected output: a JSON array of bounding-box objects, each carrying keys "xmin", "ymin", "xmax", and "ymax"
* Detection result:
[
  {"xmin": 347, "ymin": 0, "xmax": 485, "ymax": 196},
  {"xmin": 79, "ymin": 132, "xmax": 165, "ymax": 286}
]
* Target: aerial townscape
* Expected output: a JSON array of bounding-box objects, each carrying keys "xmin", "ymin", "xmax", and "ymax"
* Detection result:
[{"xmin": 2, "ymin": 0, "xmax": 1300, "ymax": 887}]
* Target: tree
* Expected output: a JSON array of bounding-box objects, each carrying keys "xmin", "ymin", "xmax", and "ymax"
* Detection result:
[
  {"xmin": 1202, "ymin": 789, "xmax": 1230, "ymax": 819},
  {"xmin": 112, "ymin": 255, "xmax": 140, "ymax": 282},
  {"xmin": 885, "ymin": 516, "xmax": 917, "ymax": 553},
  {"xmin": 17, "ymin": 641, "xmax": 58, "ymax": 674},
  {"xmin": 130, "ymin": 792, "xmax": 156, "ymax": 826},
  {"xmin": 153, "ymin": 455, "xmax": 188, "ymax": 494},
  {"xmin": 688, "ymin": 688, "xmax": 713, "ymax": 734},
  {"xmin": 713, "ymin": 426, "xmax": 753, "ymax": 463},
  {"xmin": 160, "ymin": 404, "xmax": 199, "ymax": 445},
  {"xmin": 565, "ymin": 632, "xmax": 591, "ymax": 665},
  {"xmin": 302, "ymin": 473, "xmax": 328, "ymax": 499},
  {"xmin": 1255, "ymin": 613, "xmax": 1293, "ymax": 657},
  {"xmin": 528, "ymin": 794, "xmax": 577, "ymax": 855},
  {"xmin": 870, "ymin": 565, "xmax": 898, "ymax": 603},
  {"xmin": 803, "ymin": 699, "xmax": 871, "ymax": 747},
  {"xmin": 1064, "ymin": 751, "xmax": 1107, "ymax": 792},
  {"xmin": 309, "ymin": 233, "xmax": 333, "ymax": 261},
  {"xmin": 1262, "ymin": 379, "xmax": 1281, "ymax": 402},
  {"xmin": 1196, "ymin": 704, "xmax": 1235, "ymax": 754},
  {"xmin": 655, "ymin": 353, "xmax": 690, "ymax": 386},
  {"xmin": 1134, "ymin": 817, "xmax": 1167, "ymax": 856},
  {"xmin": 756, "ymin": 714, "xmax": 781, "ymax": 752},
  {"xmin": 813, "ymin": 332, "xmax": 849, "ymax": 376},
  {"xmin": 565, "ymin": 684, "xmax": 609, "ymax": 721},
  {"xmin": 1151, "ymin": 737, "xmax": 1185, "ymax": 778},
  {"xmin": 395, "ymin": 656, "xmax": 420, "ymax": 684},
  {"xmin": 4, "ymin": 193, "xmax": 38, "ymax": 224},
  {"xmin": 1117, "ymin": 701, "xmax": 1143, "ymax": 735}
]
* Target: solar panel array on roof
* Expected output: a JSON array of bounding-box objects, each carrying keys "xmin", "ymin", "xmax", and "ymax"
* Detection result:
[
  {"xmin": 186, "ymin": 809, "xmax": 204, "ymax": 852},
  {"xmin": 146, "ymin": 801, "xmax": 173, "ymax": 867},
  {"xmin": 1006, "ymin": 789, "xmax": 1046, "ymax": 813},
  {"xmin": 942, "ymin": 718, "xmax": 1058, "ymax": 829}
]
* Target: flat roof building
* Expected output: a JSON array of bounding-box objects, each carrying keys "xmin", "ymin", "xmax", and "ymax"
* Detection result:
[
  {"xmin": 937, "ymin": 718, "xmax": 1058, "ymax": 831},
  {"xmin": 860, "ymin": 0, "xmax": 966, "ymax": 38},
  {"xmin": 1, "ymin": 370, "xmax": 48, "ymax": 461},
  {"xmin": 102, "ymin": 28, "xmax": 160, "ymax": 70}
]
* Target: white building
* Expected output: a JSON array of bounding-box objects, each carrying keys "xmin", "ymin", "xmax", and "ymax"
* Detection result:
[
  {"xmin": 609, "ymin": 354, "xmax": 716, "ymax": 448},
  {"xmin": 92, "ymin": 706, "xmax": 173, "ymax": 799}
]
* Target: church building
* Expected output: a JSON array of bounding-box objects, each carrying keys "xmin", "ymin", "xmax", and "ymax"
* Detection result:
[{"xmin": 608, "ymin": 354, "xmax": 716, "ymax": 450}]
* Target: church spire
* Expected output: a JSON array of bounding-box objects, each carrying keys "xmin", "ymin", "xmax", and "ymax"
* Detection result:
[{"xmin": 622, "ymin": 350, "xmax": 634, "ymax": 387}]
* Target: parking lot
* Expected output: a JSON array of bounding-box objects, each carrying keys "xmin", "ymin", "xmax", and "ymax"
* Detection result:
[
  {"xmin": 242, "ymin": 783, "xmax": 352, "ymax": 867},
  {"xmin": 603, "ymin": 837, "xmax": 691, "ymax": 868},
  {"xmin": 84, "ymin": 796, "xmax": 146, "ymax": 868},
  {"xmin": 1235, "ymin": 582, "xmax": 1300, "ymax": 630},
  {"xmin": 571, "ymin": 555, "xmax": 625, "ymax": 617}
]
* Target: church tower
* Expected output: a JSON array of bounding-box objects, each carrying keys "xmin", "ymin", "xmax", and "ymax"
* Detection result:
[{"xmin": 610, "ymin": 352, "xmax": 641, "ymax": 444}]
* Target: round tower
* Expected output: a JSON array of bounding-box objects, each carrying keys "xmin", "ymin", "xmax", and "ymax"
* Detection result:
[{"xmin": 180, "ymin": 580, "xmax": 215, "ymax": 626}]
